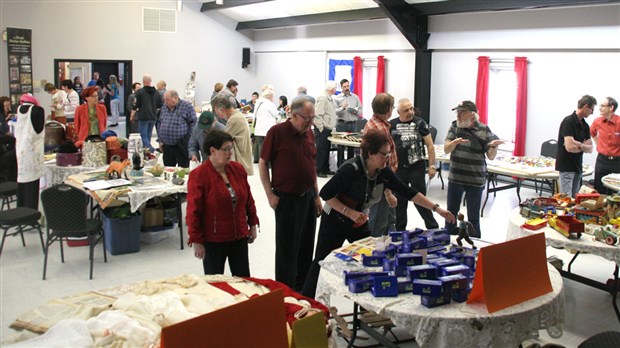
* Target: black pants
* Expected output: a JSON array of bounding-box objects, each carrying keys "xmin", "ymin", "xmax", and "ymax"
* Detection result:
[
  {"xmin": 395, "ymin": 161, "xmax": 438, "ymax": 230},
  {"xmin": 18, "ymin": 179, "xmax": 39, "ymax": 210},
  {"xmin": 0, "ymin": 148, "xmax": 17, "ymax": 182},
  {"xmin": 253, "ymin": 136, "xmax": 264, "ymax": 164},
  {"xmin": 314, "ymin": 128, "xmax": 332, "ymax": 174},
  {"xmin": 336, "ymin": 122, "xmax": 356, "ymax": 159},
  {"xmin": 274, "ymin": 190, "xmax": 317, "ymax": 292},
  {"xmin": 595, "ymin": 155, "xmax": 620, "ymax": 195},
  {"xmin": 302, "ymin": 210, "xmax": 370, "ymax": 299},
  {"xmin": 202, "ymin": 238, "xmax": 250, "ymax": 277},
  {"xmin": 163, "ymin": 143, "xmax": 190, "ymax": 168}
]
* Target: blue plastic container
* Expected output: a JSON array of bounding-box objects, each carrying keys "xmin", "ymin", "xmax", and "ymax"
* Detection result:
[{"xmin": 103, "ymin": 213, "xmax": 141, "ymax": 255}]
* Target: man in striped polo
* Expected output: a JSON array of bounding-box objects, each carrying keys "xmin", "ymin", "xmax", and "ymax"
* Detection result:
[{"xmin": 444, "ymin": 100, "xmax": 502, "ymax": 238}]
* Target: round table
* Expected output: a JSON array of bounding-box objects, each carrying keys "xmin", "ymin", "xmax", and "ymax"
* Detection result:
[
  {"xmin": 316, "ymin": 251, "xmax": 564, "ymax": 347},
  {"xmin": 602, "ymin": 173, "xmax": 620, "ymax": 193}
]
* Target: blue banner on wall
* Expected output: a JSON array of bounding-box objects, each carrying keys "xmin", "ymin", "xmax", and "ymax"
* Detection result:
[{"xmin": 328, "ymin": 59, "xmax": 354, "ymax": 95}]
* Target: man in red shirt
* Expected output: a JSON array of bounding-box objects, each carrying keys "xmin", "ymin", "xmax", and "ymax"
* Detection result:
[
  {"xmin": 363, "ymin": 93, "xmax": 398, "ymax": 236},
  {"xmin": 590, "ymin": 96, "xmax": 620, "ymax": 194},
  {"xmin": 259, "ymin": 98, "xmax": 322, "ymax": 292}
]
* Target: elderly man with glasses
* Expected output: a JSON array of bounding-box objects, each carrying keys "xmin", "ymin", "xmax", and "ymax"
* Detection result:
[
  {"xmin": 555, "ymin": 95, "xmax": 596, "ymax": 198},
  {"xmin": 444, "ymin": 100, "xmax": 502, "ymax": 238},
  {"xmin": 258, "ymin": 97, "xmax": 322, "ymax": 292},
  {"xmin": 590, "ymin": 96, "xmax": 619, "ymax": 194}
]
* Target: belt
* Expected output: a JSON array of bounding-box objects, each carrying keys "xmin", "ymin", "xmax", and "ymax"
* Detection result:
[{"xmin": 598, "ymin": 154, "xmax": 619, "ymax": 160}]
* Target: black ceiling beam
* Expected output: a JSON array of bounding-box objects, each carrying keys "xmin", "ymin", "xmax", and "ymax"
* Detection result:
[
  {"xmin": 375, "ymin": 0, "xmax": 427, "ymax": 50},
  {"xmin": 236, "ymin": 8, "xmax": 386, "ymax": 31},
  {"xmin": 201, "ymin": 0, "xmax": 273, "ymax": 12},
  {"xmin": 404, "ymin": 0, "xmax": 620, "ymax": 16}
]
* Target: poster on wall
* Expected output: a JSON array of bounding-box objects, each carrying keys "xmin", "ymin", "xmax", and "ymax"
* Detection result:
[
  {"xmin": 6, "ymin": 28, "xmax": 33, "ymax": 111},
  {"xmin": 328, "ymin": 59, "xmax": 353, "ymax": 95}
]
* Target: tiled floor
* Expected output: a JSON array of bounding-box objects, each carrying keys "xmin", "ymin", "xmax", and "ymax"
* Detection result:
[{"xmin": 1, "ymin": 121, "xmax": 618, "ymax": 346}]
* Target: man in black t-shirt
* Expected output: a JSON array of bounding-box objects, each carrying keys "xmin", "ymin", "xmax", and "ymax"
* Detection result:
[
  {"xmin": 390, "ymin": 98, "xmax": 439, "ymax": 230},
  {"xmin": 555, "ymin": 95, "xmax": 596, "ymax": 197}
]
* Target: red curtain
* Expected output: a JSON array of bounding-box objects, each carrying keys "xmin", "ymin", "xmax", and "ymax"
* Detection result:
[
  {"xmin": 514, "ymin": 57, "xmax": 528, "ymax": 156},
  {"xmin": 353, "ymin": 56, "xmax": 363, "ymax": 104},
  {"xmin": 376, "ymin": 56, "xmax": 385, "ymax": 94},
  {"xmin": 475, "ymin": 56, "xmax": 490, "ymax": 124}
]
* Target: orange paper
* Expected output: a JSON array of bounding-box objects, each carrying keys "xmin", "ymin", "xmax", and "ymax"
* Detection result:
[
  {"xmin": 467, "ymin": 233, "xmax": 552, "ymax": 313},
  {"xmin": 161, "ymin": 289, "xmax": 288, "ymax": 348}
]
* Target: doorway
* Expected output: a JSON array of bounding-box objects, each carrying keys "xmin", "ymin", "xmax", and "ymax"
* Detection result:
[{"xmin": 54, "ymin": 59, "xmax": 133, "ymax": 137}]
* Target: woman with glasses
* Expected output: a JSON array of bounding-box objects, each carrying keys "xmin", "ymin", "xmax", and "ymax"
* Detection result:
[
  {"xmin": 73, "ymin": 86, "xmax": 107, "ymax": 147},
  {"xmin": 186, "ymin": 129, "xmax": 259, "ymax": 276},
  {"xmin": 302, "ymin": 130, "xmax": 455, "ymax": 298}
]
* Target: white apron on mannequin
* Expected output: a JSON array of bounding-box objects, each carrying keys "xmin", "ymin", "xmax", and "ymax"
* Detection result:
[{"xmin": 15, "ymin": 104, "xmax": 45, "ymax": 183}]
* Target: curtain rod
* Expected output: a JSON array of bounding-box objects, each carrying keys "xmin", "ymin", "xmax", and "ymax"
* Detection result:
[{"xmin": 490, "ymin": 58, "xmax": 529, "ymax": 63}]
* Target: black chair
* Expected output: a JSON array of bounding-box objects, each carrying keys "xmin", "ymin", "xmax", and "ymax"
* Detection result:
[
  {"xmin": 579, "ymin": 331, "xmax": 620, "ymax": 348},
  {"xmin": 428, "ymin": 125, "xmax": 445, "ymax": 190},
  {"xmin": 536, "ymin": 139, "xmax": 558, "ymax": 195},
  {"xmin": 0, "ymin": 207, "xmax": 44, "ymax": 255},
  {"xmin": 40, "ymin": 184, "xmax": 107, "ymax": 280},
  {"xmin": 0, "ymin": 181, "xmax": 18, "ymax": 211},
  {"xmin": 354, "ymin": 118, "xmax": 367, "ymax": 133}
]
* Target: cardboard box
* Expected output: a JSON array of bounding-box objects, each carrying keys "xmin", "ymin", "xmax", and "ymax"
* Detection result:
[
  {"xmin": 371, "ymin": 275, "xmax": 398, "ymax": 297},
  {"xmin": 142, "ymin": 199, "xmax": 164, "ymax": 228}
]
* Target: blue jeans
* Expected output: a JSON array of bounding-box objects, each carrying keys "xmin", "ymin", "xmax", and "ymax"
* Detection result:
[
  {"xmin": 559, "ymin": 171, "xmax": 582, "ymax": 198},
  {"xmin": 138, "ymin": 120, "xmax": 155, "ymax": 152},
  {"xmin": 446, "ymin": 182, "xmax": 484, "ymax": 238}
]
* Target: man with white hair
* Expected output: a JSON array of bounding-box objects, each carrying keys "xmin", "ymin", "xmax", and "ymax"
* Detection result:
[
  {"xmin": 444, "ymin": 100, "xmax": 502, "ymax": 238},
  {"xmin": 313, "ymin": 81, "xmax": 337, "ymax": 177},
  {"xmin": 252, "ymin": 89, "xmax": 279, "ymax": 163},
  {"xmin": 157, "ymin": 90, "xmax": 196, "ymax": 167}
]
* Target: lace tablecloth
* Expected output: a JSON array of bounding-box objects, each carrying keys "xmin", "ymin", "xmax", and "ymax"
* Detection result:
[
  {"xmin": 125, "ymin": 179, "xmax": 187, "ymax": 213},
  {"xmin": 44, "ymin": 162, "xmax": 99, "ymax": 187},
  {"xmin": 506, "ymin": 207, "xmax": 620, "ymax": 265},
  {"xmin": 602, "ymin": 173, "xmax": 620, "ymax": 193},
  {"xmin": 316, "ymin": 254, "xmax": 564, "ymax": 347}
]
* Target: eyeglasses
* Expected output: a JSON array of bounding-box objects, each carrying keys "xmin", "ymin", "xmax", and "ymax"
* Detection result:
[
  {"xmin": 377, "ymin": 151, "xmax": 392, "ymax": 157},
  {"xmin": 88, "ymin": 94, "xmax": 98, "ymax": 98},
  {"xmin": 296, "ymin": 113, "xmax": 315, "ymax": 122},
  {"xmin": 218, "ymin": 146, "xmax": 234, "ymax": 153},
  {"xmin": 600, "ymin": 104, "xmax": 610, "ymax": 108}
]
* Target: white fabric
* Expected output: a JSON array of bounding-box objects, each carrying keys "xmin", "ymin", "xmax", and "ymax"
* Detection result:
[
  {"xmin": 86, "ymin": 310, "xmax": 160, "ymax": 347},
  {"xmin": 15, "ymin": 104, "xmax": 45, "ymax": 183},
  {"xmin": 5, "ymin": 319, "xmax": 93, "ymax": 348},
  {"xmin": 253, "ymin": 97, "xmax": 278, "ymax": 137},
  {"xmin": 316, "ymin": 251, "xmax": 565, "ymax": 348}
]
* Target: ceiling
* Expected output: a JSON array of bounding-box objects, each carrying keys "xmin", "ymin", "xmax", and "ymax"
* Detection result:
[{"xmin": 200, "ymin": 0, "xmax": 620, "ymax": 31}]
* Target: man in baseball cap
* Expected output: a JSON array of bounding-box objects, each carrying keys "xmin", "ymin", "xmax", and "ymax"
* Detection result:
[{"xmin": 443, "ymin": 99, "xmax": 502, "ymax": 239}]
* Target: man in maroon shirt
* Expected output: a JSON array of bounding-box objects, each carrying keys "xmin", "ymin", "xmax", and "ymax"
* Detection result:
[{"xmin": 259, "ymin": 97, "xmax": 322, "ymax": 291}]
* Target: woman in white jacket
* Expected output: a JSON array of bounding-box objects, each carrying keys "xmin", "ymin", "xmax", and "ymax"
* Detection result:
[{"xmin": 252, "ymin": 89, "xmax": 279, "ymax": 163}]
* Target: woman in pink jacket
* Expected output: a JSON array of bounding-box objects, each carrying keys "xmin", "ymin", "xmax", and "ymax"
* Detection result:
[{"xmin": 186, "ymin": 129, "xmax": 259, "ymax": 276}]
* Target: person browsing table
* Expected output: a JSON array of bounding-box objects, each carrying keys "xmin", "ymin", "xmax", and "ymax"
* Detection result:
[
  {"xmin": 186, "ymin": 129, "xmax": 259, "ymax": 277},
  {"xmin": 302, "ymin": 130, "xmax": 455, "ymax": 299},
  {"xmin": 590, "ymin": 96, "xmax": 619, "ymax": 194}
]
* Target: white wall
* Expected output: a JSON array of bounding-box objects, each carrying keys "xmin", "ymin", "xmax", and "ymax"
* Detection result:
[
  {"xmin": 0, "ymin": 1, "xmax": 256, "ymax": 115},
  {"xmin": 253, "ymin": 19, "xmax": 415, "ymax": 115},
  {"xmin": 428, "ymin": 4, "xmax": 620, "ymax": 167}
]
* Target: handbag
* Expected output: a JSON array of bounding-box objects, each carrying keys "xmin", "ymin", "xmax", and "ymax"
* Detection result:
[{"xmin": 82, "ymin": 140, "xmax": 107, "ymax": 167}]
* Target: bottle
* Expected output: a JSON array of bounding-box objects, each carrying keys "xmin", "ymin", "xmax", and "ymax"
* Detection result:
[{"xmin": 128, "ymin": 133, "xmax": 143, "ymax": 165}]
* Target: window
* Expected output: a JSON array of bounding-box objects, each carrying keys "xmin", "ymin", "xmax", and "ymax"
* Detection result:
[{"xmin": 487, "ymin": 63, "xmax": 517, "ymax": 152}]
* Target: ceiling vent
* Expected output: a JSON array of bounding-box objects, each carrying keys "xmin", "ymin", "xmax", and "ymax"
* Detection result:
[{"xmin": 143, "ymin": 7, "xmax": 177, "ymax": 33}]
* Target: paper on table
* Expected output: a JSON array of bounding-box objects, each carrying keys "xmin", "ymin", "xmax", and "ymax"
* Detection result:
[{"xmin": 82, "ymin": 179, "xmax": 132, "ymax": 191}]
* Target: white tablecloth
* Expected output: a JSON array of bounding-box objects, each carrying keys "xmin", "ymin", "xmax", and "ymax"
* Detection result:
[
  {"xmin": 316, "ymin": 252, "xmax": 564, "ymax": 347},
  {"xmin": 506, "ymin": 207, "xmax": 620, "ymax": 265}
]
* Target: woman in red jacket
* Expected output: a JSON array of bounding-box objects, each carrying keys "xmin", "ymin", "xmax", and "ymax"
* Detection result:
[
  {"xmin": 186, "ymin": 129, "xmax": 259, "ymax": 276},
  {"xmin": 73, "ymin": 86, "xmax": 107, "ymax": 147}
]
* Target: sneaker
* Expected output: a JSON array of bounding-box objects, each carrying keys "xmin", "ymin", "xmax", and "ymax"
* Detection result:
[
  {"xmin": 317, "ymin": 173, "xmax": 327, "ymax": 178},
  {"xmin": 325, "ymin": 170, "xmax": 336, "ymax": 175}
]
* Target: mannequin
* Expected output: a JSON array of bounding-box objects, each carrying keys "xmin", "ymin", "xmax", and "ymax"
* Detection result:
[{"xmin": 15, "ymin": 94, "xmax": 45, "ymax": 209}]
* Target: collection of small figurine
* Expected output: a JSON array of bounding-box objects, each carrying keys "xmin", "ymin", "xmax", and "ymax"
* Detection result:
[{"xmin": 520, "ymin": 192, "xmax": 620, "ymax": 245}]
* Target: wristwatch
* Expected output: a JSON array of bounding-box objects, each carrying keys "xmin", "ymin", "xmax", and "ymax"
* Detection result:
[{"xmin": 432, "ymin": 203, "xmax": 440, "ymax": 212}]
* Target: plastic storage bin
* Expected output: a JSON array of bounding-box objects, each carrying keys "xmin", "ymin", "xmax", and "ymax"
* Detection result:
[{"xmin": 103, "ymin": 212, "xmax": 141, "ymax": 255}]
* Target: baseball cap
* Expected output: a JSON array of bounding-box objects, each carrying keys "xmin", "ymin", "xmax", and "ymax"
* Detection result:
[
  {"xmin": 451, "ymin": 100, "xmax": 478, "ymax": 112},
  {"xmin": 198, "ymin": 111, "xmax": 215, "ymax": 130}
]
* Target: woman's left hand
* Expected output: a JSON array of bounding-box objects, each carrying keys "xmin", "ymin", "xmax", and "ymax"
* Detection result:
[
  {"xmin": 437, "ymin": 208, "xmax": 456, "ymax": 224},
  {"xmin": 248, "ymin": 225, "xmax": 258, "ymax": 244}
]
